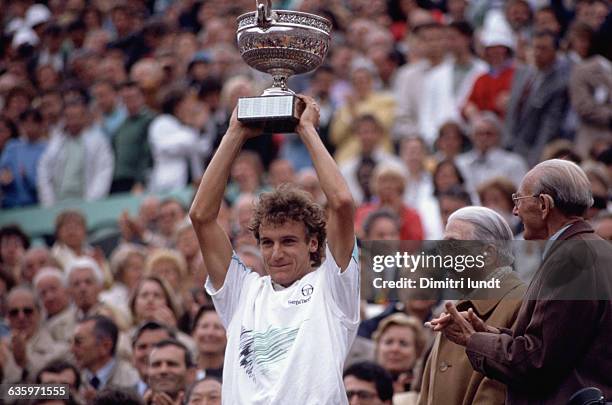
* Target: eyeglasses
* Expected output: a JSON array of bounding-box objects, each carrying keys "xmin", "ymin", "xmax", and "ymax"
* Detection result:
[
  {"xmin": 346, "ymin": 390, "xmax": 378, "ymax": 400},
  {"xmin": 8, "ymin": 307, "xmax": 35, "ymax": 318},
  {"xmin": 511, "ymin": 193, "xmax": 538, "ymax": 206}
]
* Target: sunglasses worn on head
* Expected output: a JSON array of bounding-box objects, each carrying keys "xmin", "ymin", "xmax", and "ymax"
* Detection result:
[{"xmin": 8, "ymin": 307, "xmax": 34, "ymax": 317}]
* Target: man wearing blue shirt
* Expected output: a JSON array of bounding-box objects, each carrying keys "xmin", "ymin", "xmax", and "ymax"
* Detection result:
[{"xmin": 0, "ymin": 108, "xmax": 47, "ymax": 208}]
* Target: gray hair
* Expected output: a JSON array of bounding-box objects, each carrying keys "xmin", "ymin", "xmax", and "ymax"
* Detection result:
[
  {"xmin": 66, "ymin": 257, "xmax": 104, "ymax": 285},
  {"xmin": 531, "ymin": 159, "xmax": 593, "ymax": 216},
  {"xmin": 109, "ymin": 244, "xmax": 146, "ymax": 278},
  {"xmin": 33, "ymin": 267, "xmax": 67, "ymax": 289},
  {"xmin": 7, "ymin": 285, "xmax": 42, "ymax": 311},
  {"xmin": 448, "ymin": 206, "xmax": 514, "ymax": 266},
  {"xmin": 372, "ymin": 162, "xmax": 408, "ymax": 186},
  {"xmin": 473, "ymin": 111, "xmax": 503, "ymax": 137}
]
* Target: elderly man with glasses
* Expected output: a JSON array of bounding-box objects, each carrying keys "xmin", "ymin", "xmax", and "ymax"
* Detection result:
[
  {"xmin": 1, "ymin": 286, "xmax": 69, "ymax": 383},
  {"xmin": 429, "ymin": 159, "xmax": 612, "ymax": 404}
]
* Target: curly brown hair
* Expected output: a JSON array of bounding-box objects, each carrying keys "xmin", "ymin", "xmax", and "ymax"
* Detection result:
[{"xmin": 249, "ymin": 185, "xmax": 327, "ymax": 267}]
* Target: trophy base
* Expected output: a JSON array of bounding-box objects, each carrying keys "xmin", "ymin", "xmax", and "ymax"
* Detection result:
[{"xmin": 237, "ymin": 95, "xmax": 302, "ymax": 133}]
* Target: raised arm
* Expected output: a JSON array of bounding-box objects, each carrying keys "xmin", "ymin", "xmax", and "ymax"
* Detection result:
[
  {"xmin": 296, "ymin": 95, "xmax": 355, "ymax": 271},
  {"xmin": 189, "ymin": 109, "xmax": 262, "ymax": 289}
]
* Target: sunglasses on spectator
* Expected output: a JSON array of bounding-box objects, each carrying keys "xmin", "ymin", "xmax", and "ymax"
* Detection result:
[
  {"xmin": 8, "ymin": 307, "xmax": 35, "ymax": 317},
  {"xmin": 346, "ymin": 390, "xmax": 378, "ymax": 400}
]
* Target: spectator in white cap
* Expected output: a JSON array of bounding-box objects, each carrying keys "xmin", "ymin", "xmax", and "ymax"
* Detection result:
[
  {"xmin": 463, "ymin": 23, "xmax": 516, "ymax": 122},
  {"xmin": 25, "ymin": 3, "xmax": 51, "ymax": 35},
  {"xmin": 11, "ymin": 27, "xmax": 39, "ymax": 49}
]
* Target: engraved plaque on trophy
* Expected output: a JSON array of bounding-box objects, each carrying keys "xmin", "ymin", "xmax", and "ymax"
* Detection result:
[{"xmin": 236, "ymin": 0, "xmax": 331, "ymax": 133}]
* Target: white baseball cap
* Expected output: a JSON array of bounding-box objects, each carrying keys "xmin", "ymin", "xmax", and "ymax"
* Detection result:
[
  {"xmin": 12, "ymin": 27, "xmax": 40, "ymax": 48},
  {"xmin": 25, "ymin": 4, "xmax": 51, "ymax": 28},
  {"xmin": 480, "ymin": 25, "xmax": 516, "ymax": 50}
]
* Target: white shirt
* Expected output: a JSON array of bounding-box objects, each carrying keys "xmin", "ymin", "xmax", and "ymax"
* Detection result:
[
  {"xmin": 148, "ymin": 114, "xmax": 212, "ymax": 193},
  {"xmin": 455, "ymin": 147, "xmax": 528, "ymax": 192},
  {"xmin": 419, "ymin": 57, "xmax": 487, "ymax": 145},
  {"xmin": 206, "ymin": 244, "xmax": 360, "ymax": 405},
  {"xmin": 403, "ymin": 172, "xmax": 444, "ymax": 240}
]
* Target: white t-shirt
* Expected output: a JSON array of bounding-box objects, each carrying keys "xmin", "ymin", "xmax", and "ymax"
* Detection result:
[{"xmin": 206, "ymin": 243, "xmax": 360, "ymax": 405}]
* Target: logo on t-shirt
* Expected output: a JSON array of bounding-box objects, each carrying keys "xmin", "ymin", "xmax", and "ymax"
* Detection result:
[{"xmin": 301, "ymin": 284, "xmax": 314, "ymax": 297}]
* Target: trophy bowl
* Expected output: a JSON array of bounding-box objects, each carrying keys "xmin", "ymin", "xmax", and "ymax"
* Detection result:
[{"xmin": 236, "ymin": 0, "xmax": 332, "ymax": 132}]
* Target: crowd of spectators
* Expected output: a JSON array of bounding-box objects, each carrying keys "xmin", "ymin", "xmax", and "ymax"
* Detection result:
[{"xmin": 0, "ymin": 0, "xmax": 611, "ymax": 404}]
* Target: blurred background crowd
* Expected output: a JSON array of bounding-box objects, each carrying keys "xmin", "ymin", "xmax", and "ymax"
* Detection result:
[{"xmin": 0, "ymin": 0, "xmax": 611, "ymax": 403}]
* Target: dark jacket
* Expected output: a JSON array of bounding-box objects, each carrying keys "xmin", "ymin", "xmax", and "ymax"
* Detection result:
[
  {"xmin": 465, "ymin": 220, "xmax": 612, "ymax": 404},
  {"xmin": 504, "ymin": 60, "xmax": 570, "ymax": 166}
]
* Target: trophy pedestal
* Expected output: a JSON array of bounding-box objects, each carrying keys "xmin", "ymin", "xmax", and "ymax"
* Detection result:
[{"xmin": 237, "ymin": 94, "xmax": 303, "ymax": 133}]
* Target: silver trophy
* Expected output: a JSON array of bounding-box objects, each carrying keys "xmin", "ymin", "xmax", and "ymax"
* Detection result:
[{"xmin": 236, "ymin": 0, "xmax": 332, "ymax": 133}]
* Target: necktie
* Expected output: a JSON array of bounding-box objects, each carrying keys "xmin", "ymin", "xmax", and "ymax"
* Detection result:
[{"xmin": 90, "ymin": 376, "xmax": 100, "ymax": 390}]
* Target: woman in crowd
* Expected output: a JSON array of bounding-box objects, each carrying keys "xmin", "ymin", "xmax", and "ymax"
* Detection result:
[
  {"xmin": 191, "ymin": 305, "xmax": 226, "ymax": 380},
  {"xmin": 144, "ymin": 248, "xmax": 188, "ymax": 295},
  {"xmin": 433, "ymin": 121, "xmax": 470, "ymax": 162},
  {"xmin": 476, "ymin": 176, "xmax": 520, "ymax": 233},
  {"xmin": 51, "ymin": 210, "xmax": 94, "ymax": 269},
  {"xmin": 144, "ymin": 248, "xmax": 194, "ymax": 331},
  {"xmin": 374, "ymin": 313, "xmax": 427, "ymax": 394},
  {"xmin": 355, "ymin": 163, "xmax": 424, "ymax": 240},
  {"xmin": 129, "ymin": 276, "xmax": 197, "ymax": 356},
  {"xmin": 330, "ymin": 61, "xmax": 396, "ymax": 163},
  {"xmin": 100, "ymin": 243, "xmax": 147, "ymax": 320},
  {"xmin": 432, "ymin": 159, "xmax": 466, "ymax": 197},
  {"xmin": 50, "ymin": 210, "xmax": 112, "ymax": 285}
]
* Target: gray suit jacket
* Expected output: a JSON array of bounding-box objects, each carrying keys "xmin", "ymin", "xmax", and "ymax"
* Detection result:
[
  {"xmin": 569, "ymin": 55, "xmax": 612, "ymax": 156},
  {"xmin": 504, "ymin": 60, "xmax": 570, "ymax": 166},
  {"xmin": 82, "ymin": 358, "xmax": 140, "ymax": 391}
]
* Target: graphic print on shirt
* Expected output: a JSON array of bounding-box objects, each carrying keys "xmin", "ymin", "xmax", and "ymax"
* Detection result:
[{"xmin": 239, "ymin": 325, "xmax": 299, "ymax": 381}]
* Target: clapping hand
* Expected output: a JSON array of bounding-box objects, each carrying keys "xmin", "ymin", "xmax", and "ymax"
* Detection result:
[
  {"xmin": 11, "ymin": 332, "xmax": 28, "ymax": 368},
  {"xmin": 144, "ymin": 389, "xmax": 184, "ymax": 405},
  {"xmin": 425, "ymin": 302, "xmax": 496, "ymax": 346}
]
